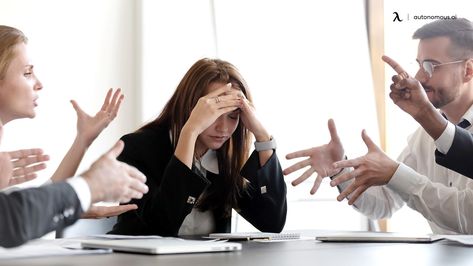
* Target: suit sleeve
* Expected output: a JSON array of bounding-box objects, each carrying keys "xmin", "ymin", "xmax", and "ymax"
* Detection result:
[
  {"xmin": 0, "ymin": 182, "xmax": 82, "ymax": 248},
  {"xmin": 435, "ymin": 126, "xmax": 473, "ymax": 179},
  {"xmin": 237, "ymin": 151, "xmax": 287, "ymax": 232}
]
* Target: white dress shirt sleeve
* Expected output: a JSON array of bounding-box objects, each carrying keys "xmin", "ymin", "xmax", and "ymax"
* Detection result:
[
  {"xmin": 434, "ymin": 121, "xmax": 455, "ymax": 154},
  {"xmin": 387, "ymin": 162, "xmax": 473, "ymax": 234},
  {"xmin": 66, "ymin": 177, "xmax": 91, "ymax": 212}
]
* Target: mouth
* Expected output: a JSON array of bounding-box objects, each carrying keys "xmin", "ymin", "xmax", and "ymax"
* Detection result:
[{"xmin": 210, "ymin": 136, "xmax": 228, "ymax": 142}]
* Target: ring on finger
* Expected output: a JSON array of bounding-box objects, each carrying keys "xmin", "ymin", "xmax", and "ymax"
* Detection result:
[{"xmin": 215, "ymin": 96, "xmax": 221, "ymax": 103}]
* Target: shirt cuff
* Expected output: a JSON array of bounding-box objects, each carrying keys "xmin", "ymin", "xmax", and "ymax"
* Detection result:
[
  {"xmin": 386, "ymin": 163, "xmax": 425, "ymax": 197},
  {"xmin": 67, "ymin": 176, "xmax": 91, "ymax": 212},
  {"xmin": 435, "ymin": 121, "xmax": 455, "ymax": 154}
]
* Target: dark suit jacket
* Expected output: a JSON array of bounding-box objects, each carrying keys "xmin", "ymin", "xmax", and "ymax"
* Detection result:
[
  {"xmin": 435, "ymin": 125, "xmax": 473, "ymax": 179},
  {"xmin": 110, "ymin": 125, "xmax": 287, "ymax": 236},
  {"xmin": 0, "ymin": 182, "xmax": 82, "ymax": 248}
]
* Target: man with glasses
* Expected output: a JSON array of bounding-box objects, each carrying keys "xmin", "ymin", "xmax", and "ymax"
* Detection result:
[
  {"xmin": 284, "ymin": 18, "xmax": 473, "ymax": 234},
  {"xmin": 383, "ymin": 55, "xmax": 473, "ymax": 179}
]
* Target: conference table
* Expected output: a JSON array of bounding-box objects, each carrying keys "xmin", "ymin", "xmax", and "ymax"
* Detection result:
[{"xmin": 2, "ymin": 234, "xmax": 473, "ymax": 266}]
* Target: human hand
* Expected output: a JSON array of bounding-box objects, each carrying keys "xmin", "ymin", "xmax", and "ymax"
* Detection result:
[
  {"xmin": 72, "ymin": 88, "xmax": 124, "ymax": 147},
  {"xmin": 81, "ymin": 141, "xmax": 148, "ymax": 203},
  {"xmin": 382, "ymin": 55, "xmax": 433, "ymax": 119},
  {"xmin": 330, "ymin": 129, "xmax": 398, "ymax": 205},
  {"xmin": 0, "ymin": 126, "xmax": 49, "ymax": 189},
  {"xmin": 7, "ymin": 148, "xmax": 49, "ymax": 186},
  {"xmin": 81, "ymin": 204, "xmax": 137, "ymax": 219},
  {"xmin": 238, "ymin": 91, "xmax": 270, "ymax": 141},
  {"xmin": 184, "ymin": 83, "xmax": 241, "ymax": 135},
  {"xmin": 283, "ymin": 119, "xmax": 344, "ymax": 194}
]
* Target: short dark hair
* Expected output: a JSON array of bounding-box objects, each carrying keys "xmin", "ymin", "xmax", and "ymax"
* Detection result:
[{"xmin": 412, "ymin": 18, "xmax": 473, "ymax": 59}]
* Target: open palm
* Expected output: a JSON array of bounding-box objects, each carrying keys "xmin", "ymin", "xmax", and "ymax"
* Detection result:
[{"xmin": 72, "ymin": 88, "xmax": 124, "ymax": 146}]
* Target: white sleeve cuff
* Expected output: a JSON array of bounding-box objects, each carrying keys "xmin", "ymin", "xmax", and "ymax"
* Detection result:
[
  {"xmin": 67, "ymin": 176, "xmax": 91, "ymax": 212},
  {"xmin": 387, "ymin": 163, "xmax": 425, "ymax": 197},
  {"xmin": 435, "ymin": 121, "xmax": 455, "ymax": 154}
]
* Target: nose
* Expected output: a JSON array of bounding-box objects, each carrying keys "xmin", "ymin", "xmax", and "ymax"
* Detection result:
[
  {"xmin": 34, "ymin": 75, "xmax": 43, "ymax": 91},
  {"xmin": 214, "ymin": 116, "xmax": 228, "ymax": 133},
  {"xmin": 414, "ymin": 67, "xmax": 429, "ymax": 83}
]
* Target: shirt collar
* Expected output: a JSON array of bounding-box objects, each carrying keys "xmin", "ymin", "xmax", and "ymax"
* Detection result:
[
  {"xmin": 200, "ymin": 149, "xmax": 219, "ymax": 174},
  {"xmin": 461, "ymin": 104, "xmax": 473, "ymax": 126},
  {"xmin": 441, "ymin": 103, "xmax": 473, "ymax": 127}
]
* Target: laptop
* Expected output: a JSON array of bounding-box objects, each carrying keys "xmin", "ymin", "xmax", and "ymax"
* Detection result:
[
  {"xmin": 81, "ymin": 237, "xmax": 242, "ymax": 255},
  {"xmin": 315, "ymin": 232, "xmax": 443, "ymax": 243}
]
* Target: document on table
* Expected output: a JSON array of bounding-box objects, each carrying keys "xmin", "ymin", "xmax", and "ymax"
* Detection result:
[
  {"xmin": 208, "ymin": 232, "xmax": 301, "ymax": 241},
  {"xmin": 440, "ymin": 235, "xmax": 473, "ymax": 246},
  {"xmin": 0, "ymin": 239, "xmax": 110, "ymax": 260}
]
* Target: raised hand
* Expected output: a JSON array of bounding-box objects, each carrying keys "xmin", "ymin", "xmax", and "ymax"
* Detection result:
[
  {"xmin": 238, "ymin": 91, "xmax": 269, "ymax": 141},
  {"xmin": 184, "ymin": 83, "xmax": 241, "ymax": 136},
  {"xmin": 81, "ymin": 140, "xmax": 148, "ymax": 204},
  {"xmin": 81, "ymin": 204, "xmax": 138, "ymax": 219},
  {"xmin": 8, "ymin": 148, "xmax": 49, "ymax": 186},
  {"xmin": 330, "ymin": 130, "xmax": 398, "ymax": 205},
  {"xmin": 283, "ymin": 119, "xmax": 344, "ymax": 194},
  {"xmin": 383, "ymin": 55, "xmax": 447, "ymax": 140},
  {"xmin": 72, "ymin": 88, "xmax": 124, "ymax": 147},
  {"xmin": 382, "ymin": 55, "xmax": 432, "ymax": 118}
]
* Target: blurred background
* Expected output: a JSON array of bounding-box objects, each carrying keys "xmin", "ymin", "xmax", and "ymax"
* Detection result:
[{"xmin": 0, "ymin": 0, "xmax": 472, "ymax": 237}]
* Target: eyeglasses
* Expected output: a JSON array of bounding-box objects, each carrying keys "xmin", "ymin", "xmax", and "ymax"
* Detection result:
[{"xmin": 418, "ymin": 59, "xmax": 465, "ymax": 78}]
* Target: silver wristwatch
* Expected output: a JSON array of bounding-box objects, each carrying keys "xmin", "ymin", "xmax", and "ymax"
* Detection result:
[{"xmin": 254, "ymin": 136, "xmax": 277, "ymax": 151}]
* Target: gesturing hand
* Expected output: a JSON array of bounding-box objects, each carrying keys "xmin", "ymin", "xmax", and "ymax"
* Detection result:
[
  {"xmin": 382, "ymin": 55, "xmax": 432, "ymax": 118},
  {"xmin": 330, "ymin": 130, "xmax": 398, "ymax": 205},
  {"xmin": 81, "ymin": 204, "xmax": 138, "ymax": 219},
  {"xmin": 8, "ymin": 148, "xmax": 49, "ymax": 186},
  {"xmin": 283, "ymin": 119, "xmax": 344, "ymax": 194},
  {"xmin": 82, "ymin": 141, "xmax": 148, "ymax": 203},
  {"xmin": 72, "ymin": 88, "xmax": 124, "ymax": 147},
  {"xmin": 0, "ymin": 125, "xmax": 49, "ymax": 189}
]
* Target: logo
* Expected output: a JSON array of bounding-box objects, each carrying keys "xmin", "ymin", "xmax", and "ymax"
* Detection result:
[{"xmin": 393, "ymin": 12, "xmax": 403, "ymax": 22}]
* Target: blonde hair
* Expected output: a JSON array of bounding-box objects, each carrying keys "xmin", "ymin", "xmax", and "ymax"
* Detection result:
[{"xmin": 0, "ymin": 25, "xmax": 28, "ymax": 80}]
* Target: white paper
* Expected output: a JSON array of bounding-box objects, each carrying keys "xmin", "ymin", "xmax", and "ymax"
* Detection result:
[{"xmin": 0, "ymin": 239, "xmax": 110, "ymax": 260}]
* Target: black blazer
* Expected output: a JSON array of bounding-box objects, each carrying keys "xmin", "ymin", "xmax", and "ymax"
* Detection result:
[
  {"xmin": 435, "ymin": 125, "xmax": 473, "ymax": 179},
  {"xmin": 0, "ymin": 182, "xmax": 82, "ymax": 248},
  {"xmin": 110, "ymin": 125, "xmax": 287, "ymax": 236}
]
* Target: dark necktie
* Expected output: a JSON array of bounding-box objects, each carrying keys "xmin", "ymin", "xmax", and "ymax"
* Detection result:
[{"xmin": 458, "ymin": 119, "xmax": 471, "ymax": 129}]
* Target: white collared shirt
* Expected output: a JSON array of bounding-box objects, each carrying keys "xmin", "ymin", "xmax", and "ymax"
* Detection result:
[
  {"xmin": 178, "ymin": 150, "xmax": 218, "ymax": 236},
  {"xmin": 337, "ymin": 104, "xmax": 473, "ymax": 234}
]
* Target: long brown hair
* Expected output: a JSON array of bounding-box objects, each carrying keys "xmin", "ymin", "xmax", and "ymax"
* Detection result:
[
  {"xmin": 142, "ymin": 58, "xmax": 252, "ymax": 216},
  {"xmin": 0, "ymin": 25, "xmax": 28, "ymax": 80}
]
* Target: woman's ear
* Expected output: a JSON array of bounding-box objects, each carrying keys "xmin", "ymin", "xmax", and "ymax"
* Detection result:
[{"xmin": 463, "ymin": 59, "xmax": 473, "ymax": 82}]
